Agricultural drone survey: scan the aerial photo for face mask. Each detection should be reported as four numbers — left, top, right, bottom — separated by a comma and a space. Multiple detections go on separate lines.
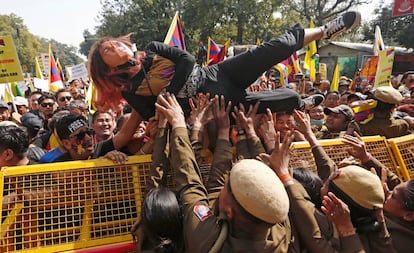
310, 119, 324, 127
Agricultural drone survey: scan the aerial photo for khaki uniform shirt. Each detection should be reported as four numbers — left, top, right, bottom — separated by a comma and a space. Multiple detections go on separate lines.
312, 144, 397, 253
359, 113, 410, 138
170, 127, 292, 253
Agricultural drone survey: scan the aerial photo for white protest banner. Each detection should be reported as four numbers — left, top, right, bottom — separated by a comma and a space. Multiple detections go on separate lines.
16, 80, 28, 93
40, 53, 49, 76
66, 63, 88, 82
33, 77, 49, 92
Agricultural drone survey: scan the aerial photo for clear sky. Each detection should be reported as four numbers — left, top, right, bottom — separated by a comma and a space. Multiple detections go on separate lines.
0, 0, 102, 48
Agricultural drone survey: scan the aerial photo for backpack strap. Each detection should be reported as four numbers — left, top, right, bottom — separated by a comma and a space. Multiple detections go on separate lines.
208, 216, 229, 253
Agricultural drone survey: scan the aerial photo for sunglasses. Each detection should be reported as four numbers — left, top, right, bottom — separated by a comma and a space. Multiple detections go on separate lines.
70, 128, 94, 141
41, 102, 55, 108
58, 96, 72, 102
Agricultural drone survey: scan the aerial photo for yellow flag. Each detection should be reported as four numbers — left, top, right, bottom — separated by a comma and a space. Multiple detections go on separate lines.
303, 20, 317, 80
256, 38, 261, 46
331, 63, 340, 91
374, 48, 394, 88
35, 57, 44, 79
86, 80, 97, 114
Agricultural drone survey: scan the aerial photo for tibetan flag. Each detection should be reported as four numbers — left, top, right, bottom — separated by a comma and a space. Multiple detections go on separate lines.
48, 43, 64, 92
274, 63, 288, 86
207, 37, 230, 66
285, 53, 302, 82
219, 39, 231, 63
373, 25, 385, 56
331, 63, 340, 91
56, 58, 66, 82
164, 12, 186, 50
303, 20, 317, 80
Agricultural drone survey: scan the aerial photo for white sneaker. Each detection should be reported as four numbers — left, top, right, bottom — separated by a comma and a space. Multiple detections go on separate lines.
322, 11, 361, 39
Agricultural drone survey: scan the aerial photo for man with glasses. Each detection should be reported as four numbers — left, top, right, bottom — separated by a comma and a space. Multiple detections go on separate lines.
38, 92, 56, 124
52, 111, 141, 162
55, 88, 73, 107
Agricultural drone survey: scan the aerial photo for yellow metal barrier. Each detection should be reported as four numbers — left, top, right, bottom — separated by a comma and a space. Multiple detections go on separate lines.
289, 135, 400, 179
387, 134, 414, 181
0, 155, 152, 252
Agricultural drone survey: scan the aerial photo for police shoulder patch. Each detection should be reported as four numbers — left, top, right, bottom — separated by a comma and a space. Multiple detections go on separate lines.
193, 204, 213, 222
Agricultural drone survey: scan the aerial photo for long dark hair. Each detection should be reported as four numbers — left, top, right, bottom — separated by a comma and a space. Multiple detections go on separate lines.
293, 167, 323, 208
141, 187, 182, 253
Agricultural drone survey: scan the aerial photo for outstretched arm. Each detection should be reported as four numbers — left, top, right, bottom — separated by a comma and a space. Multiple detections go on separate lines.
113, 109, 143, 150
207, 96, 233, 202
293, 110, 336, 181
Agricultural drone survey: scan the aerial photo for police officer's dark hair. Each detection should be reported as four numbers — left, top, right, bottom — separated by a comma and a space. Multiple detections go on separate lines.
0, 126, 29, 159
293, 167, 323, 208
140, 187, 182, 253
401, 179, 414, 212
374, 100, 395, 112
38, 91, 56, 104
328, 181, 380, 233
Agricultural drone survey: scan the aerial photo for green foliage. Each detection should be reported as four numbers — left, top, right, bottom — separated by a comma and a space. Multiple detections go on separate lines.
93, 0, 368, 56
0, 14, 42, 73
0, 14, 84, 76
361, 4, 414, 50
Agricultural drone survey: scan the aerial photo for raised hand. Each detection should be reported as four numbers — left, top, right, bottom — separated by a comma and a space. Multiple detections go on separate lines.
293, 109, 313, 137
342, 132, 371, 162
321, 192, 356, 237
155, 93, 186, 129
212, 95, 231, 137
188, 93, 213, 131
104, 150, 129, 165
258, 108, 276, 151
259, 130, 294, 177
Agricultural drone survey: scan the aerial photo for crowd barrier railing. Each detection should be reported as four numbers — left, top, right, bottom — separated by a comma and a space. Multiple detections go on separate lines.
387, 134, 414, 181
1, 155, 153, 253
288, 135, 406, 180
1, 134, 412, 252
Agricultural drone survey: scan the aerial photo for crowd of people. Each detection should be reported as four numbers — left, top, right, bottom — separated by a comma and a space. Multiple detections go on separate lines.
1, 10, 414, 253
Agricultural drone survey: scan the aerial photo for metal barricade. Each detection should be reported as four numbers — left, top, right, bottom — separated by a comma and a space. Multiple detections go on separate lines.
1, 156, 152, 252
387, 134, 414, 181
